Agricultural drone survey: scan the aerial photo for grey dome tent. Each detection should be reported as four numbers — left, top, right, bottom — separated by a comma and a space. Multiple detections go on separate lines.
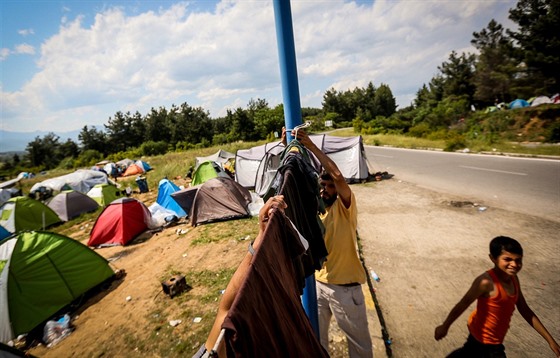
190, 177, 252, 226
46, 190, 100, 221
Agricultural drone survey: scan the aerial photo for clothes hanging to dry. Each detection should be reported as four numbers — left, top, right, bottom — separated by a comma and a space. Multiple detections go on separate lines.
276, 149, 328, 277
221, 208, 329, 358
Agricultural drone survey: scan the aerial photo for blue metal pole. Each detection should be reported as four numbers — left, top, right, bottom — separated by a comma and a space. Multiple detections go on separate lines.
273, 0, 301, 144
272, 0, 319, 337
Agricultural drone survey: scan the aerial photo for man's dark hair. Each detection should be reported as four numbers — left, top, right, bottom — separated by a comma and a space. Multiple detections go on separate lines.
320, 170, 333, 181
490, 236, 523, 258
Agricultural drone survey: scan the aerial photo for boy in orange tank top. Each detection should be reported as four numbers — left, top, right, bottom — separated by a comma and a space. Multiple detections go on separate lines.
434, 236, 560, 357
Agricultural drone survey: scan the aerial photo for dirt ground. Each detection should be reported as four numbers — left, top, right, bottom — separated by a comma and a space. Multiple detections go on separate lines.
23, 177, 559, 358
355, 180, 560, 358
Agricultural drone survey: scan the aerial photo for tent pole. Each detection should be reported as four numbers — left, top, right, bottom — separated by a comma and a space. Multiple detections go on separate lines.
273, 0, 319, 338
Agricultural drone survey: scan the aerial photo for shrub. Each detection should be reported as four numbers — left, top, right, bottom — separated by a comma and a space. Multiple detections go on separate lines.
75, 150, 103, 167
212, 133, 229, 145
139, 141, 168, 156
175, 141, 195, 151
353, 118, 365, 133
444, 132, 467, 152
58, 157, 75, 170
408, 123, 432, 138
545, 121, 560, 143
427, 129, 448, 141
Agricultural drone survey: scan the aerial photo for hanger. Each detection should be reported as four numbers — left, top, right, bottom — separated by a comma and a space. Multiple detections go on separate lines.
285, 121, 312, 141
208, 328, 226, 357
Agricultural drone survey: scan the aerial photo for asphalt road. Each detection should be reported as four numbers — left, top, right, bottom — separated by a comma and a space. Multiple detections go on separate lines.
364, 147, 560, 223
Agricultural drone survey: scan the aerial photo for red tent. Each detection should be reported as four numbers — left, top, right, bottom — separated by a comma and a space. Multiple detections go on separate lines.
88, 198, 153, 247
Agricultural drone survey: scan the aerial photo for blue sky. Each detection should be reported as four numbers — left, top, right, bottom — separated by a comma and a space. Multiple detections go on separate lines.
1, 0, 517, 133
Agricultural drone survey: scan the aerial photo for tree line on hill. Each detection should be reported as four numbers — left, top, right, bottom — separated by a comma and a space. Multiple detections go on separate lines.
1, 0, 558, 176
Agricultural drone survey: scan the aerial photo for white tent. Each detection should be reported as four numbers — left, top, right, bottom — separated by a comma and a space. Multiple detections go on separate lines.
530, 96, 553, 107
235, 134, 372, 190
235, 142, 285, 188
30, 169, 109, 194
195, 149, 236, 169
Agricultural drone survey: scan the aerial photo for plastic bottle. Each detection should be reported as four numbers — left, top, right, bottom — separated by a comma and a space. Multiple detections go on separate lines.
370, 270, 381, 282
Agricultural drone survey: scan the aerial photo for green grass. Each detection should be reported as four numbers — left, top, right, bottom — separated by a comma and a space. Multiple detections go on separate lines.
138, 267, 236, 357
191, 218, 259, 245
330, 127, 560, 156
469, 141, 560, 156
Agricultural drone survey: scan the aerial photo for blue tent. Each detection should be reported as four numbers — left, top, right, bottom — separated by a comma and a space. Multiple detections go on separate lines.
135, 160, 152, 172
0, 225, 10, 241
156, 179, 186, 217
509, 99, 529, 109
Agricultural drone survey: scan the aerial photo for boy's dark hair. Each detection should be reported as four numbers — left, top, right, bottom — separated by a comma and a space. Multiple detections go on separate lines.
320, 170, 333, 181
490, 236, 523, 258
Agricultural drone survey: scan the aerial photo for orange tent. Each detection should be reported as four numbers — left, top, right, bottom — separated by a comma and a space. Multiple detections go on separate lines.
122, 163, 145, 177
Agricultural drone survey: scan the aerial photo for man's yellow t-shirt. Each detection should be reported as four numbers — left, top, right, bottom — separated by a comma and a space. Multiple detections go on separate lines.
315, 192, 366, 285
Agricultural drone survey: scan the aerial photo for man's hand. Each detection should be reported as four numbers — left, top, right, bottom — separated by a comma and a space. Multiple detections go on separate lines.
292, 128, 316, 150
281, 127, 287, 146
255, 195, 287, 248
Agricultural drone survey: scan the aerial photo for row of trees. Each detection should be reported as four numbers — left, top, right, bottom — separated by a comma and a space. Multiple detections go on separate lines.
2, 0, 558, 174
357, 0, 559, 137
15, 79, 395, 171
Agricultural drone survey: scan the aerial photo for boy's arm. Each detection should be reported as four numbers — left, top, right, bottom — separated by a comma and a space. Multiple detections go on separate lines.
434, 274, 492, 340
515, 281, 560, 356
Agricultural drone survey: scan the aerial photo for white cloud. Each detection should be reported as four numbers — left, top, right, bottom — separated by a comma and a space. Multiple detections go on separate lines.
1, 0, 517, 132
18, 28, 35, 36
0, 48, 10, 61
15, 43, 35, 55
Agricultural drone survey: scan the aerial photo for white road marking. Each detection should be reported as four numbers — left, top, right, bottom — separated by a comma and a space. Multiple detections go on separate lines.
459, 165, 527, 176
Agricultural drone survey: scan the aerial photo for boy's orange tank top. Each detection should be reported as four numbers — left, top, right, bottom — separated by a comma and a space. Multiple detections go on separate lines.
467, 269, 519, 344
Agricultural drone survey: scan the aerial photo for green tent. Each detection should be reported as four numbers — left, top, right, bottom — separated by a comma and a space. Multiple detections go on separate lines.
0, 196, 61, 234
0, 231, 115, 343
86, 183, 123, 207
191, 161, 230, 186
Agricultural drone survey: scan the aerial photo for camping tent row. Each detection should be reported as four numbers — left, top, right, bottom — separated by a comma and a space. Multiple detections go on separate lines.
485, 95, 558, 113
0, 191, 169, 248
0, 184, 125, 235
87, 179, 247, 247
0, 230, 115, 343
234, 134, 372, 190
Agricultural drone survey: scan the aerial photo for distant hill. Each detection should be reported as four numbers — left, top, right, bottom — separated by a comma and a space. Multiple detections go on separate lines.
0, 129, 84, 153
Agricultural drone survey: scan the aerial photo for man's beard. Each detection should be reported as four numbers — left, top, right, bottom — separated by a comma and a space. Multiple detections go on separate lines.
322, 193, 337, 207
